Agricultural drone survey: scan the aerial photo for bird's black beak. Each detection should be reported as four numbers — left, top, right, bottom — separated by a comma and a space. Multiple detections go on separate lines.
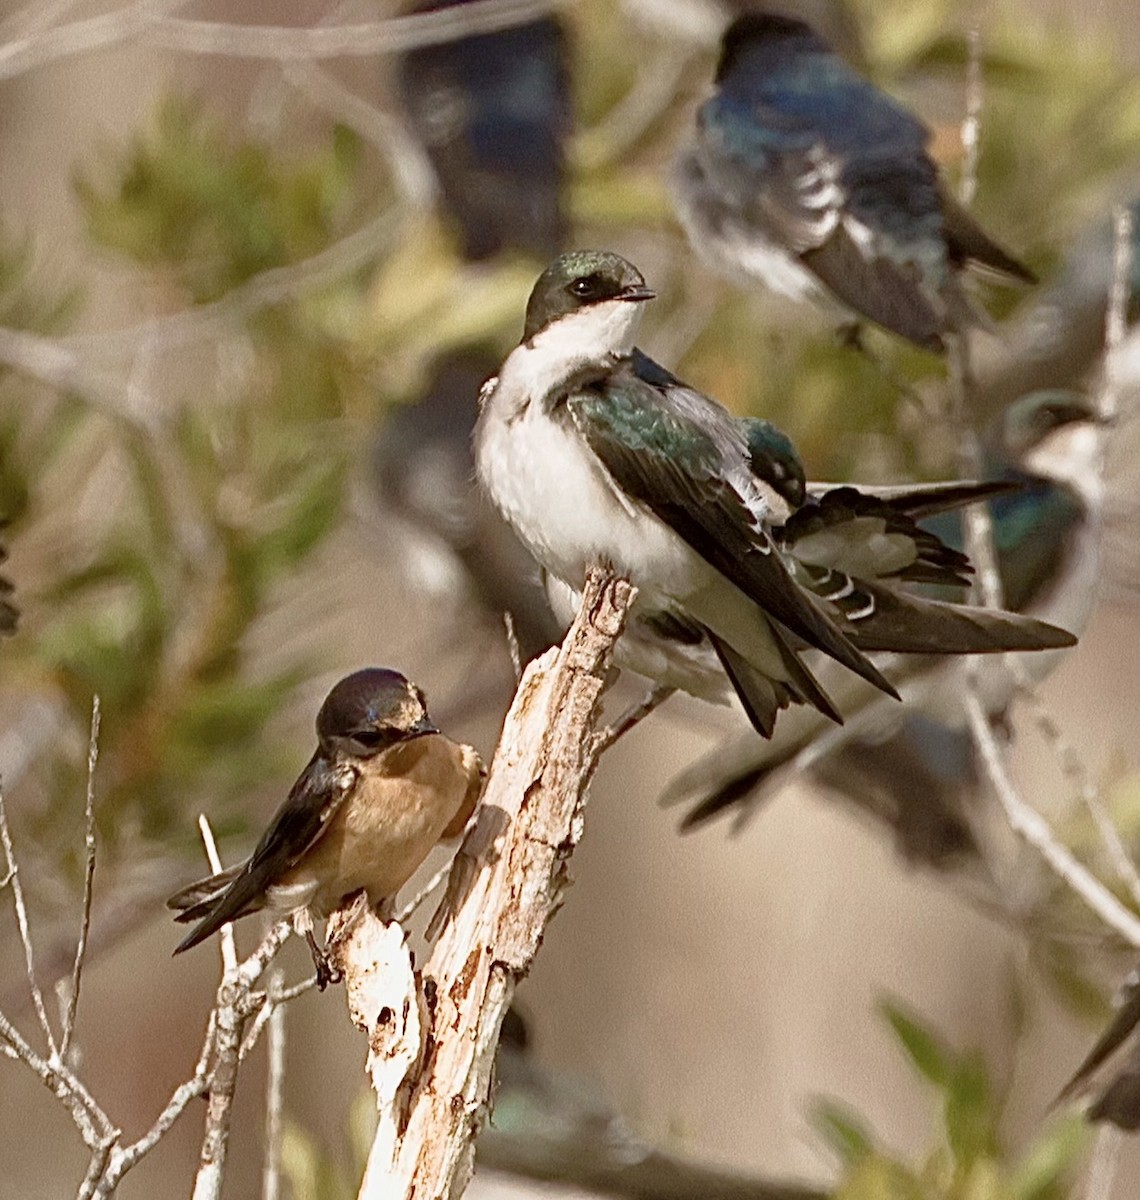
619, 284, 656, 303
408, 716, 439, 739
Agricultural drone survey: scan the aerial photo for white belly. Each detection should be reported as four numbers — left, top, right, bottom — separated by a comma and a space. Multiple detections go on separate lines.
475, 394, 706, 602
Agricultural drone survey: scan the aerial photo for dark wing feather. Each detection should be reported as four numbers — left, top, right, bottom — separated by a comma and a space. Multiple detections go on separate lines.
806, 480, 1020, 518
838, 584, 1077, 654
1055, 972, 1140, 1125
172, 753, 355, 954
940, 189, 1036, 283
566, 371, 898, 701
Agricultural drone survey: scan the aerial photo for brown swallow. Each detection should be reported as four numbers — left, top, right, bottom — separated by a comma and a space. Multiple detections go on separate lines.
168, 668, 484, 985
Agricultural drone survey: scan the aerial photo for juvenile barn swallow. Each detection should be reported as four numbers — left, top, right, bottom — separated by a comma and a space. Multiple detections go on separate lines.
396, 0, 570, 261
473, 250, 1075, 739
672, 13, 1036, 351
168, 668, 484, 983
664, 391, 1104, 853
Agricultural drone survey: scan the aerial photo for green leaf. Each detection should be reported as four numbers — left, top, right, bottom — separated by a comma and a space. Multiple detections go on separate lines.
1010, 1114, 1088, 1200
881, 999, 954, 1088
945, 1052, 999, 1170
811, 1098, 876, 1167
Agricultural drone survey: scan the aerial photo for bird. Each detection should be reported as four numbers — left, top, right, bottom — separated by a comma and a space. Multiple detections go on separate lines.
474, 249, 1076, 740
671, 12, 1036, 352
373, 348, 564, 665
1055, 968, 1140, 1131
395, 0, 570, 262
663, 390, 1104, 855
168, 667, 484, 985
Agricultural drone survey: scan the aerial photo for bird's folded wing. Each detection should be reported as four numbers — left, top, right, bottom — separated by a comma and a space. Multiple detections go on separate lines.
837, 583, 1077, 654
806, 479, 1019, 518
567, 376, 897, 698
779, 486, 978, 587
1055, 972, 1140, 1120
172, 756, 355, 952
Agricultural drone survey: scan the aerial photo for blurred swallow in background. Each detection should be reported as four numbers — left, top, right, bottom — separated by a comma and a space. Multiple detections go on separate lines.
396, 0, 570, 261
664, 391, 1104, 860
0, 534, 16, 635
475, 250, 1076, 739
168, 667, 484, 984
1056, 967, 1140, 1130
672, 12, 1035, 351
373, 349, 564, 665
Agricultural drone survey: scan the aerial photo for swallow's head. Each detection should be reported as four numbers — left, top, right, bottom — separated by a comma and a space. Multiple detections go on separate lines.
316, 668, 438, 759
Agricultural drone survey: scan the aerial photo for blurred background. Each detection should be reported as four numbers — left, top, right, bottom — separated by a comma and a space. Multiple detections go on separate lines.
2, 0, 1140, 1196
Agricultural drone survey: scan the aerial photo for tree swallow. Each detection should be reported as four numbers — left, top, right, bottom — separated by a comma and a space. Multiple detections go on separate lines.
474, 250, 1075, 739
396, 0, 570, 262
672, 12, 1036, 351
664, 391, 1103, 856
168, 667, 484, 984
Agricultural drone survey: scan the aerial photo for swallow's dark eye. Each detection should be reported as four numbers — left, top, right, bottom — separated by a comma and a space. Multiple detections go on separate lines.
351, 728, 386, 749
569, 274, 604, 299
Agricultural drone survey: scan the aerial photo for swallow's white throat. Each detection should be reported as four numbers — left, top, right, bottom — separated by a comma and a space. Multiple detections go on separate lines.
497, 298, 646, 416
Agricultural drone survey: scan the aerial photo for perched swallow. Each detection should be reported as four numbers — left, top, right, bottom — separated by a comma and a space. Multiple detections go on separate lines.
1056, 968, 1140, 1130
664, 391, 1103, 851
168, 668, 484, 983
0, 535, 16, 636
474, 250, 1075, 739
672, 12, 1036, 351
396, 0, 570, 262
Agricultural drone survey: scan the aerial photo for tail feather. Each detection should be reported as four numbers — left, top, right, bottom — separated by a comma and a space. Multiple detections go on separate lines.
841, 585, 1078, 654
168, 864, 265, 955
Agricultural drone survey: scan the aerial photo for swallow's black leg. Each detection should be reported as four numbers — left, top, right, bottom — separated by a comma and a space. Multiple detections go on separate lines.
305, 929, 342, 990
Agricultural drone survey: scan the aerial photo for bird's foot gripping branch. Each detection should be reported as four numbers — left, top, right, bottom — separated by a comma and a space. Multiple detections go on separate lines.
332, 566, 635, 1199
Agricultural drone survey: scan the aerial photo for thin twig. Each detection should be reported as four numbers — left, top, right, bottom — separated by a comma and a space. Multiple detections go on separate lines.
592, 684, 675, 755
503, 611, 522, 682
1012, 666, 1140, 910
395, 861, 452, 925
197, 816, 237, 974
0, 1005, 114, 1151
93, 1013, 218, 1197
964, 691, 1140, 948
1100, 205, 1135, 429
61, 696, 101, 1063
0, 785, 59, 1057
262, 972, 286, 1200
0, 0, 566, 81
959, 26, 982, 208
192, 920, 292, 1200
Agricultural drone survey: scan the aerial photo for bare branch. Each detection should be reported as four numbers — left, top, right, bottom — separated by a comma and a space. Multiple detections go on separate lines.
197, 816, 237, 974
0, 785, 59, 1057
0, 0, 566, 81
964, 691, 1140, 947
1100, 205, 1136, 428
262, 972, 286, 1200
959, 26, 982, 208
61, 695, 101, 1063
338, 566, 635, 1198
93, 1014, 217, 1197
191, 918, 292, 1200
0, 1005, 114, 1152
503, 611, 522, 682
592, 684, 674, 755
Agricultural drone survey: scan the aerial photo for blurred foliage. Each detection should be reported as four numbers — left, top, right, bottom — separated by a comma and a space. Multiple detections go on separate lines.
814, 1002, 1089, 1200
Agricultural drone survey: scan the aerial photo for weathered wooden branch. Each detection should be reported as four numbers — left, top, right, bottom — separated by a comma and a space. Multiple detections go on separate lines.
332, 566, 636, 1199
